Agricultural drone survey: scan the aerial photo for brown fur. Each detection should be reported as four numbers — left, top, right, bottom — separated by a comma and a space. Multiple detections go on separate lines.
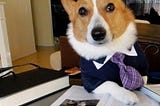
97, 0, 135, 38
61, 0, 135, 41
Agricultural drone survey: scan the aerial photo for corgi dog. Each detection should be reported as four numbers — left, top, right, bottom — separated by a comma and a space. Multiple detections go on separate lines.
61, 0, 148, 105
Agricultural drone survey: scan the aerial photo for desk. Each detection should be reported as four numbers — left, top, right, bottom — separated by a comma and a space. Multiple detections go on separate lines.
28, 85, 160, 106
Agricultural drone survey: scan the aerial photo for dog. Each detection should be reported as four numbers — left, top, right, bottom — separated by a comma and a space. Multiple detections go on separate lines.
61, 0, 148, 105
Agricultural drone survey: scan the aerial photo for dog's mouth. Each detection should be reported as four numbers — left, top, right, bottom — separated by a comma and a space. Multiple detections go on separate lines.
87, 27, 110, 45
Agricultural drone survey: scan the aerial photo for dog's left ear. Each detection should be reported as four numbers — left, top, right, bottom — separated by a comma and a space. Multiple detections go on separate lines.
61, 0, 76, 21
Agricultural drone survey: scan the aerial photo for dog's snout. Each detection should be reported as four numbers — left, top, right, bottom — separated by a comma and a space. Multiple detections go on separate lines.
91, 27, 106, 41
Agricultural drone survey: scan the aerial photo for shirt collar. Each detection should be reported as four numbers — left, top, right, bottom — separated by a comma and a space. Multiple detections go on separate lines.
121, 45, 137, 56
93, 45, 137, 70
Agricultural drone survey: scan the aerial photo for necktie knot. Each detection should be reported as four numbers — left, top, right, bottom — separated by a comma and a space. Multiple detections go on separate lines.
110, 53, 125, 64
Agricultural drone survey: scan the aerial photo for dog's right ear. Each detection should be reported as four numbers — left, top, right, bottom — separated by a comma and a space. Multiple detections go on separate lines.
61, 0, 76, 21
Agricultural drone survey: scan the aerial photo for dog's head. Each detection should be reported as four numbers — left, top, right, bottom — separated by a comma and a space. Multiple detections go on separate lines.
61, 0, 137, 60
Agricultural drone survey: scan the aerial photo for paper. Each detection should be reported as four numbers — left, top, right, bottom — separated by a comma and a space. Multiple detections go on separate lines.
51, 85, 159, 106
60, 99, 99, 106
141, 84, 160, 102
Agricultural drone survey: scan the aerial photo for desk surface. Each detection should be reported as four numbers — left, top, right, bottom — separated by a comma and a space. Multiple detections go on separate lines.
29, 85, 160, 106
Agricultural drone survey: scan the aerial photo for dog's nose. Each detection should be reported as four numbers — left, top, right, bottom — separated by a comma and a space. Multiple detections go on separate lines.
91, 27, 106, 41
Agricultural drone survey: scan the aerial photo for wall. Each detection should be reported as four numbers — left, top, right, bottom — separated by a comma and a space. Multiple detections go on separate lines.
31, 0, 54, 46
0, 0, 36, 60
0, 2, 12, 68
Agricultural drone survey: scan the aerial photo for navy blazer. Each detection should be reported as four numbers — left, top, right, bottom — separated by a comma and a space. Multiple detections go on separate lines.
80, 43, 149, 92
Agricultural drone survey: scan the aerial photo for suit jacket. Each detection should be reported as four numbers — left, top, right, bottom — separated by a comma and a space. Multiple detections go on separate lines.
80, 42, 149, 92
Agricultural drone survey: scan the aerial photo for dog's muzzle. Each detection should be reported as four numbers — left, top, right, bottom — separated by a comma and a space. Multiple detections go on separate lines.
91, 27, 106, 44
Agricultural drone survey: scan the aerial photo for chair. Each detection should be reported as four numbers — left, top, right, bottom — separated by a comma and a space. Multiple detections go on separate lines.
50, 36, 80, 70
135, 19, 150, 24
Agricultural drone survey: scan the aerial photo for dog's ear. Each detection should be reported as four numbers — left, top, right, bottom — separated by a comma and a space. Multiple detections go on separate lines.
61, 0, 76, 21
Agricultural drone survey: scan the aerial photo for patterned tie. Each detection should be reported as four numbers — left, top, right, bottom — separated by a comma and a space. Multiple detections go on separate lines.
110, 53, 144, 90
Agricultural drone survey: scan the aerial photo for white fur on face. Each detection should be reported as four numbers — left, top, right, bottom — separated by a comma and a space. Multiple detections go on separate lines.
67, 22, 137, 60
87, 0, 112, 45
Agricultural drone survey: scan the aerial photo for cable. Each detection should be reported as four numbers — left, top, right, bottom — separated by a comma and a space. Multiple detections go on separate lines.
0, 63, 41, 79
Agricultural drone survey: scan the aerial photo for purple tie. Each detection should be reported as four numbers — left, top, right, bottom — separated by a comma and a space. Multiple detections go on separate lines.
110, 53, 144, 90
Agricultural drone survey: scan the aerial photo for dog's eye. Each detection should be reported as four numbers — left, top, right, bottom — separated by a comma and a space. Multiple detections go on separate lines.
105, 3, 115, 12
78, 7, 88, 16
